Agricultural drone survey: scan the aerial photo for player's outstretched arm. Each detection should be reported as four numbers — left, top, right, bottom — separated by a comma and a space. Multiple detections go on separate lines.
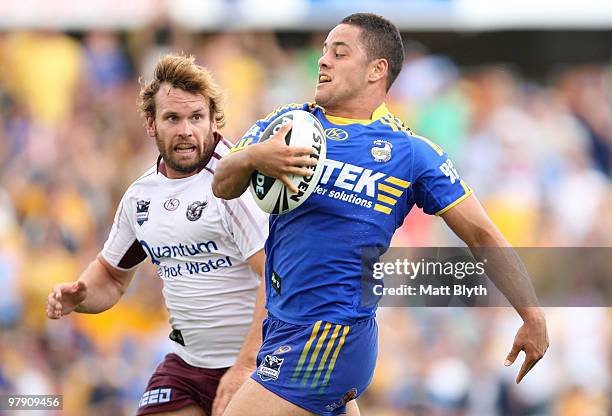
212, 249, 267, 416
212, 123, 316, 200
46, 255, 136, 319
441, 194, 549, 384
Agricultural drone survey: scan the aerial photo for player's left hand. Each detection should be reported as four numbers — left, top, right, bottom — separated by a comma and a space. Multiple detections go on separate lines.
211, 362, 255, 416
504, 310, 549, 384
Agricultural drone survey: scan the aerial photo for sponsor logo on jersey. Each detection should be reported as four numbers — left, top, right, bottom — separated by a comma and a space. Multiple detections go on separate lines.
371, 140, 392, 163
325, 388, 358, 412
136, 199, 150, 226
325, 127, 349, 141
140, 240, 219, 265
139, 387, 172, 408
186, 201, 207, 221
257, 355, 284, 381
274, 345, 292, 355
163, 198, 180, 211
318, 158, 410, 215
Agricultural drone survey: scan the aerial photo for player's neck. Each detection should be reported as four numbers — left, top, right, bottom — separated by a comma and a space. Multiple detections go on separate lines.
158, 159, 199, 179
325, 92, 385, 120
326, 104, 382, 120
166, 168, 198, 179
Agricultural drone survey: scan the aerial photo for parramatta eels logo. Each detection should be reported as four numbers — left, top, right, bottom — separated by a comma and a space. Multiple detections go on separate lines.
325, 128, 349, 141
371, 140, 392, 162
186, 201, 207, 221
136, 200, 150, 226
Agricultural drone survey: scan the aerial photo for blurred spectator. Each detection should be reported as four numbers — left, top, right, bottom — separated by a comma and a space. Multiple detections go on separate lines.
557, 66, 612, 177
84, 31, 132, 95
2, 32, 83, 127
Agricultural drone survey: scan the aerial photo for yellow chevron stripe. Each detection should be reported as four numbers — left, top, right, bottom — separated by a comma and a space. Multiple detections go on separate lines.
301, 322, 332, 385
374, 204, 392, 214
391, 116, 411, 133
319, 326, 350, 392
380, 117, 398, 132
392, 119, 403, 131
385, 176, 411, 188
378, 183, 403, 197
377, 194, 397, 206
291, 321, 322, 383
311, 324, 342, 388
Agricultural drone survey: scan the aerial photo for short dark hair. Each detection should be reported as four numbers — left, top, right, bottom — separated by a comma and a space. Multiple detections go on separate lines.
340, 13, 404, 91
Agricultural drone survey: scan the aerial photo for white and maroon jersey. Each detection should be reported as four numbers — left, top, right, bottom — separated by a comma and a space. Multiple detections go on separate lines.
100, 135, 268, 368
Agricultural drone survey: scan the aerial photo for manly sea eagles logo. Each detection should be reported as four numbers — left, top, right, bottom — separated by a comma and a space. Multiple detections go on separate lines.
186, 201, 207, 221
257, 354, 284, 381
136, 200, 150, 226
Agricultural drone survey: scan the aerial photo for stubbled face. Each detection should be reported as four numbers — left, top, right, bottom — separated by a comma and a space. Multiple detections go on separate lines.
315, 24, 370, 112
146, 85, 217, 178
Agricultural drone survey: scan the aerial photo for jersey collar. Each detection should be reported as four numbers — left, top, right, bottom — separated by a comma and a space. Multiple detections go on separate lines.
319, 103, 390, 125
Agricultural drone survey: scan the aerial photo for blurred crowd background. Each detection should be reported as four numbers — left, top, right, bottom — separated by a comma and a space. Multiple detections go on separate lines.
0, 4, 611, 416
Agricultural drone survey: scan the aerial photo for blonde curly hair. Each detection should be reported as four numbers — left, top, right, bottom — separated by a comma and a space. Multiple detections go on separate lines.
139, 54, 225, 128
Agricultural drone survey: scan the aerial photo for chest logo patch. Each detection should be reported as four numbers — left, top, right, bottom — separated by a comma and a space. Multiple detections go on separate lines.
164, 198, 180, 211
325, 127, 349, 141
371, 140, 393, 163
136, 200, 150, 226
186, 200, 207, 221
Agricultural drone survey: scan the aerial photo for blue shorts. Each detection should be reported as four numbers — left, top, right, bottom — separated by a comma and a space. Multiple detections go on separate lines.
251, 315, 378, 415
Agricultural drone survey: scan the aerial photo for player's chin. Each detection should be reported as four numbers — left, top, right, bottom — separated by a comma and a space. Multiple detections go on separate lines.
169, 154, 202, 172
314, 90, 332, 108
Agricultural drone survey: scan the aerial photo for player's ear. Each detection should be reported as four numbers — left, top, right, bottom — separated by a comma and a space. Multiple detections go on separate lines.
208, 101, 219, 132
368, 58, 388, 84
145, 115, 156, 138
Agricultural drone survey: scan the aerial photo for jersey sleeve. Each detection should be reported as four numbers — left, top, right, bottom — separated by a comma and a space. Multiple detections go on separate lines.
411, 135, 473, 216
220, 191, 269, 261
231, 103, 311, 153
100, 194, 147, 270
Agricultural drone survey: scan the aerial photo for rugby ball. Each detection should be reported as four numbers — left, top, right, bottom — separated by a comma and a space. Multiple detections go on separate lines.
249, 110, 327, 214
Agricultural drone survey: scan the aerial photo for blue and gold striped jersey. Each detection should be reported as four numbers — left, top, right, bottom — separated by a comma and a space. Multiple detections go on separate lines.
236, 102, 472, 325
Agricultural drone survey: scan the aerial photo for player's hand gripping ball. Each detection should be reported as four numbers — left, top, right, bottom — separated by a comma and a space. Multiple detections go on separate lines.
249, 110, 327, 214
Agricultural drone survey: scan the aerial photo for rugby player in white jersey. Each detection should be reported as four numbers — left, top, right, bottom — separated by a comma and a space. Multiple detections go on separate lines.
46, 54, 268, 416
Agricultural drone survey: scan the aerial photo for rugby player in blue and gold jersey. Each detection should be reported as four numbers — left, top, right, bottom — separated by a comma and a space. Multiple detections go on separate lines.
213, 13, 549, 416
